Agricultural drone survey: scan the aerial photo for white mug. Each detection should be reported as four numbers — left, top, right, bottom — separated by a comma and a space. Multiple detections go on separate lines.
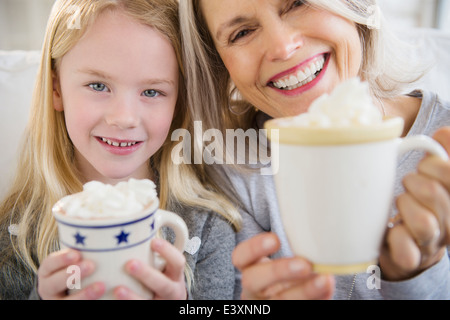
265, 117, 448, 274
53, 198, 189, 299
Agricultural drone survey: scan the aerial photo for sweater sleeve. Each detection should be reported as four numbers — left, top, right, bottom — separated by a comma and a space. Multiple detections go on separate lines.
188, 213, 236, 300
0, 222, 35, 300
379, 247, 450, 300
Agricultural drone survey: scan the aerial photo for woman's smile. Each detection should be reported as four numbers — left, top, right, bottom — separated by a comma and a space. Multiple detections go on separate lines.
268, 52, 330, 95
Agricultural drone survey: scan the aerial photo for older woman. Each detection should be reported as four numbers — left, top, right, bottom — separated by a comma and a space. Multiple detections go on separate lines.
179, 0, 450, 299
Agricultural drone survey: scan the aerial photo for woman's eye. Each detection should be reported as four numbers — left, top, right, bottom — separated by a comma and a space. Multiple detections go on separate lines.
88, 83, 108, 92
143, 89, 160, 98
292, 0, 305, 8
284, 0, 305, 14
231, 29, 252, 43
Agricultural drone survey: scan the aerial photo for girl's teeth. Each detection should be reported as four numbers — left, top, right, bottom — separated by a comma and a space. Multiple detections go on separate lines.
101, 138, 136, 147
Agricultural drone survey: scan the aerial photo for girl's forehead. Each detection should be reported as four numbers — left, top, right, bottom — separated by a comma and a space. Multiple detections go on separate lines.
59, 9, 179, 86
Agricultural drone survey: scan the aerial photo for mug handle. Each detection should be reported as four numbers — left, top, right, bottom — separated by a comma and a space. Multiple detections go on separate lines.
398, 135, 449, 161
152, 209, 189, 270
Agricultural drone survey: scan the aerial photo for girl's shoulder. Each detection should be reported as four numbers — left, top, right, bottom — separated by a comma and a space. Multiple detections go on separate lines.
0, 221, 34, 300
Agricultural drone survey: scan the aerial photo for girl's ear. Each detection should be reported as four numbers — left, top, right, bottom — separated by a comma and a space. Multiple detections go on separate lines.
52, 71, 64, 111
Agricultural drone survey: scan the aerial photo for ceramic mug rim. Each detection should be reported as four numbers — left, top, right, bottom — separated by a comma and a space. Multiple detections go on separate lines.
264, 116, 404, 146
52, 197, 159, 228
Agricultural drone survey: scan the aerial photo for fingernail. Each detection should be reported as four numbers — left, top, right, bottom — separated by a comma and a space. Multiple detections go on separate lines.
314, 275, 327, 289
433, 229, 441, 241
87, 283, 104, 299
115, 287, 129, 299
262, 236, 277, 250
289, 260, 305, 273
66, 251, 79, 263
79, 260, 94, 274
126, 260, 141, 274
152, 238, 164, 250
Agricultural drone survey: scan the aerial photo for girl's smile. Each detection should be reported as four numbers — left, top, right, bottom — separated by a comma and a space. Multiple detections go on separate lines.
96, 137, 143, 156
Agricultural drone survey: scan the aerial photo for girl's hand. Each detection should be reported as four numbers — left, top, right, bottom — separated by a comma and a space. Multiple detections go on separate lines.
113, 238, 187, 300
37, 248, 105, 300
380, 127, 450, 280
232, 232, 335, 300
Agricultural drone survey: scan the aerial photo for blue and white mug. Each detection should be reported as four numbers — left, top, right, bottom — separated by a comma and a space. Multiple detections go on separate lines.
53, 197, 188, 300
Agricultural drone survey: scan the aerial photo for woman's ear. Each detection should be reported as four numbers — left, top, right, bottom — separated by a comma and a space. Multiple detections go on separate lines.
52, 71, 64, 112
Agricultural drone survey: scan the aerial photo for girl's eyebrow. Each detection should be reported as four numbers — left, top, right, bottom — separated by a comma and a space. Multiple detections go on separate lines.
141, 79, 176, 87
77, 68, 113, 81
77, 68, 176, 86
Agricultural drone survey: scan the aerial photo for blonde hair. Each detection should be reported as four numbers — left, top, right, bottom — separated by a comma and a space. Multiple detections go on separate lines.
179, 0, 425, 133
0, 0, 241, 288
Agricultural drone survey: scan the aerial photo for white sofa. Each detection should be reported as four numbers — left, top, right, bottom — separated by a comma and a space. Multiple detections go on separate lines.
1, 28, 450, 199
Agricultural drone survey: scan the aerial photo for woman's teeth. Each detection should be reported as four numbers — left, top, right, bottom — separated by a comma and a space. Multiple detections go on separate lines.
272, 56, 325, 90
101, 137, 137, 147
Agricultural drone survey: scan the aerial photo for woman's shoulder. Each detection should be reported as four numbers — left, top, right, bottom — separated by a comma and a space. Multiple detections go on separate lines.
407, 89, 450, 136
409, 89, 450, 106
174, 205, 235, 238
164, 204, 236, 252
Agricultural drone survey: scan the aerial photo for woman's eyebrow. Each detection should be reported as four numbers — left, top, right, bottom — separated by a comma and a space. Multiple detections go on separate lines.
216, 16, 250, 40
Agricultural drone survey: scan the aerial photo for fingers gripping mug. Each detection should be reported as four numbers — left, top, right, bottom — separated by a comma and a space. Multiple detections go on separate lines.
52, 179, 189, 299
265, 117, 448, 274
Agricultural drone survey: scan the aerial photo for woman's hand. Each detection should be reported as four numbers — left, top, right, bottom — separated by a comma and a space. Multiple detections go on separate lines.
113, 238, 187, 300
380, 127, 450, 280
37, 248, 105, 300
232, 232, 335, 300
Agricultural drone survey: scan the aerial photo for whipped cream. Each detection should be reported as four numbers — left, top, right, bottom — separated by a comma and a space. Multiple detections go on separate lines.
54, 179, 158, 219
277, 78, 383, 128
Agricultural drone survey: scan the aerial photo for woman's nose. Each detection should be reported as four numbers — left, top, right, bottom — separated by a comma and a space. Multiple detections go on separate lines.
263, 19, 304, 62
105, 94, 140, 129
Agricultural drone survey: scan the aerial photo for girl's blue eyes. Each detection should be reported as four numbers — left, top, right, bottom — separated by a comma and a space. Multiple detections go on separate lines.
89, 83, 107, 92
143, 89, 159, 98
88, 83, 160, 97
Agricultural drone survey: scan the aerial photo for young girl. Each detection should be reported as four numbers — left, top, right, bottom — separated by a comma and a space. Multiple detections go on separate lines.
0, 0, 241, 300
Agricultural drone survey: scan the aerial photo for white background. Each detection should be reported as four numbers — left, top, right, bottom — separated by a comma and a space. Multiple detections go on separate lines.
0, 0, 449, 51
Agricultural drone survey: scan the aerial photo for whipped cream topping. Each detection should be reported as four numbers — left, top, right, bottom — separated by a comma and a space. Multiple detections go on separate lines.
54, 179, 158, 219
277, 78, 383, 127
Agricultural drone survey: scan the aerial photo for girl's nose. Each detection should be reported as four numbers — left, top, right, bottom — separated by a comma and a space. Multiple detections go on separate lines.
105, 94, 140, 129
264, 19, 304, 62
